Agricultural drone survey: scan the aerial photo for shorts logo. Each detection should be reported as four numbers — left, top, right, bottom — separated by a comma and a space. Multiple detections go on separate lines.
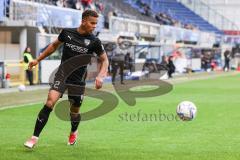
84, 39, 90, 46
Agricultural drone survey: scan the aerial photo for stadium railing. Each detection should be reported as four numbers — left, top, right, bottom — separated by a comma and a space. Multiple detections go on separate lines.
109, 16, 217, 48
3, 0, 104, 31
179, 0, 239, 31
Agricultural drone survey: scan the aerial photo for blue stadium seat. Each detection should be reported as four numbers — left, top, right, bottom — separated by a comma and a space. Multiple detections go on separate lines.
125, 0, 223, 34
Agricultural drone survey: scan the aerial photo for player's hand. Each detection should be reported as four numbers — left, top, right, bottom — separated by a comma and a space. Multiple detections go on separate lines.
28, 60, 39, 70
95, 76, 103, 89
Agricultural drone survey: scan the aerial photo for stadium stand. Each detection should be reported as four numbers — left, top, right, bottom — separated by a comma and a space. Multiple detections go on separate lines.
199, 0, 240, 34
1, 0, 240, 87
125, 0, 223, 34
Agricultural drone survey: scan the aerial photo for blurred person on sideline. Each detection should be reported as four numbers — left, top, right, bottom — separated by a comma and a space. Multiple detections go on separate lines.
223, 49, 231, 71
23, 47, 34, 85
111, 53, 125, 85
167, 56, 175, 78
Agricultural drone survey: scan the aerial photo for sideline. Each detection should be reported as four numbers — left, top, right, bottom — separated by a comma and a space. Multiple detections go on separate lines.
0, 102, 42, 111
0, 71, 238, 111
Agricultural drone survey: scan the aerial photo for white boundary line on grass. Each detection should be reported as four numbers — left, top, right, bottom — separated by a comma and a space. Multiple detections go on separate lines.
0, 97, 69, 111
0, 72, 238, 111
0, 102, 42, 111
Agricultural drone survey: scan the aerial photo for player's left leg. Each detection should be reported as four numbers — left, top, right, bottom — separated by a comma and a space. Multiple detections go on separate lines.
24, 89, 62, 149
67, 95, 83, 145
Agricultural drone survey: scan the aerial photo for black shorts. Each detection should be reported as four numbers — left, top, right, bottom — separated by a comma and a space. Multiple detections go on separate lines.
50, 78, 86, 107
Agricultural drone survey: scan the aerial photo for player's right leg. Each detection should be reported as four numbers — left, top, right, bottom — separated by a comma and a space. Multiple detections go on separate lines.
24, 89, 62, 149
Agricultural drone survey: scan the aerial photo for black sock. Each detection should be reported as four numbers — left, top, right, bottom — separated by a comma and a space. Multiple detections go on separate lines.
33, 105, 52, 137
70, 113, 81, 133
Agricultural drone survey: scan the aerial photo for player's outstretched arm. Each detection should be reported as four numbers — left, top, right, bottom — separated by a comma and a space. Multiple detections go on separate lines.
28, 39, 63, 70
95, 52, 109, 89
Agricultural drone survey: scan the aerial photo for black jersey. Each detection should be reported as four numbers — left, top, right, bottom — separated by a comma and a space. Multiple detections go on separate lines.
57, 28, 104, 84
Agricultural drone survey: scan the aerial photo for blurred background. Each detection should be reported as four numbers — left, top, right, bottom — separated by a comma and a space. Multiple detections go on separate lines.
1, 0, 240, 87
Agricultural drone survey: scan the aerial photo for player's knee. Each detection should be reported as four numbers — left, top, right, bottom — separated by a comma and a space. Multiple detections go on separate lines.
70, 100, 82, 108
68, 96, 83, 108
70, 106, 80, 114
46, 99, 56, 108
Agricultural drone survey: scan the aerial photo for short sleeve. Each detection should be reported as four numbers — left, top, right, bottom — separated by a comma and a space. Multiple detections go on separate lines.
93, 38, 105, 56
58, 29, 66, 42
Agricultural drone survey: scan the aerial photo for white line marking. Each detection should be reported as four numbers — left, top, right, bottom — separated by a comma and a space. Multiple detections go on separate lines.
0, 102, 42, 111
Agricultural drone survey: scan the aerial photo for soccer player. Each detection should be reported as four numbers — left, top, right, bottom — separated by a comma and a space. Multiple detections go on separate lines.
24, 10, 109, 149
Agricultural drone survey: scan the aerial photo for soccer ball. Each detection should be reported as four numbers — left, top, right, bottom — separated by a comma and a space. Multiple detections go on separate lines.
18, 84, 26, 92
176, 101, 197, 121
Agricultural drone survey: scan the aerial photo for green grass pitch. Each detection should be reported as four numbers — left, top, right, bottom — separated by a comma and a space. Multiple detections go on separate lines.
0, 74, 240, 160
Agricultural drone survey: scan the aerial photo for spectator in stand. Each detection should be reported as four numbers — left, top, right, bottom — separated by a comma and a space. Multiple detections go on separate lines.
81, 0, 92, 10
26, 0, 105, 18
153, 10, 198, 31
49, 0, 58, 5
4, 0, 10, 17
155, 13, 163, 24
184, 23, 195, 30
64, 0, 77, 9
56, 0, 64, 7
95, 0, 104, 13
135, 0, 144, 7
104, 10, 117, 29
142, 4, 151, 16
76, 0, 83, 10
173, 20, 182, 28
155, 12, 174, 25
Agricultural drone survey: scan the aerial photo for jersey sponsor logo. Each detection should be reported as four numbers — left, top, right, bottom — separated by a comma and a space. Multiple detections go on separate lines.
66, 42, 88, 54
84, 39, 90, 46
